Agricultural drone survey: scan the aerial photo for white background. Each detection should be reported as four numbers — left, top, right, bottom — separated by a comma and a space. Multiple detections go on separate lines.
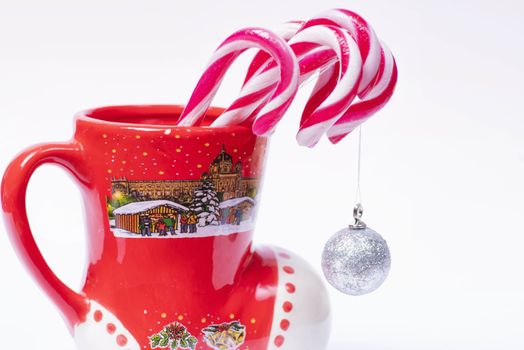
1, 0, 523, 349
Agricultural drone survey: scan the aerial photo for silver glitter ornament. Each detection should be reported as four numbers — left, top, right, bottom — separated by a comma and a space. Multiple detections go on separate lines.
321, 205, 391, 296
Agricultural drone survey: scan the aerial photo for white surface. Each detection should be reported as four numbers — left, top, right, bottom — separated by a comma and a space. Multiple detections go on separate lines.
0, 1, 523, 349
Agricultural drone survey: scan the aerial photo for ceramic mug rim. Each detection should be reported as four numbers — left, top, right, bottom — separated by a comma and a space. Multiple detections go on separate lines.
75, 105, 257, 135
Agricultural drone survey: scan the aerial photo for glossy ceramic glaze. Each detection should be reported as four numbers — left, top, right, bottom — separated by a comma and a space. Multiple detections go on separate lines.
1, 105, 330, 350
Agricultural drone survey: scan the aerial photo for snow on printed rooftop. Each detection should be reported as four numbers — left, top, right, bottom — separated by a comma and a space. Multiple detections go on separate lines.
112, 219, 255, 239
219, 196, 255, 209
113, 200, 189, 215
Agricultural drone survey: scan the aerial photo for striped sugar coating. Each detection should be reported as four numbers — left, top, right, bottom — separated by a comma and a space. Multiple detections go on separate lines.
327, 42, 398, 144
229, 45, 337, 129
210, 22, 304, 129
298, 9, 397, 144
243, 21, 303, 85
183, 9, 397, 146
229, 47, 337, 130
232, 8, 394, 146
292, 26, 362, 147
220, 22, 338, 130
177, 27, 299, 135
303, 8, 382, 96
237, 26, 336, 128
212, 25, 362, 147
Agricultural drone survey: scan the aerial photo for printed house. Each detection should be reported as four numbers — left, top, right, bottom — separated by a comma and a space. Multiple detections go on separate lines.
113, 200, 189, 234
219, 197, 256, 225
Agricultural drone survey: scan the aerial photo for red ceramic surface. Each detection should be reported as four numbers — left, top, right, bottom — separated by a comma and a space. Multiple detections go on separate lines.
1, 105, 330, 350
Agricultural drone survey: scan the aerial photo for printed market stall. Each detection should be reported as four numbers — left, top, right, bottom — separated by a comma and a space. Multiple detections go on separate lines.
113, 200, 188, 234
219, 197, 256, 225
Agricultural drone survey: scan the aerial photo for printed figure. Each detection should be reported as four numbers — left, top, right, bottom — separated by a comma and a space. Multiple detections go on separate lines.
162, 213, 177, 236
180, 212, 188, 233
188, 211, 198, 233
172, 213, 179, 231
227, 209, 236, 225
157, 218, 167, 236
234, 208, 243, 225
244, 207, 252, 221
220, 207, 230, 225
139, 215, 152, 237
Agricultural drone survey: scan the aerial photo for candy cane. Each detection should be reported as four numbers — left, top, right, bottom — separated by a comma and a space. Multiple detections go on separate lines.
244, 21, 303, 84
226, 22, 335, 129
184, 10, 397, 146
212, 25, 362, 147
327, 42, 398, 143
299, 9, 397, 143
177, 27, 299, 134
210, 24, 336, 130
292, 26, 362, 147
216, 22, 304, 128
232, 9, 388, 146
233, 45, 337, 129
244, 9, 381, 97
302, 8, 382, 96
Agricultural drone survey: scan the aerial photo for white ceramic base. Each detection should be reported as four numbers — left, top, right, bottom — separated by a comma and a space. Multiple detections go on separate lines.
74, 300, 140, 350
267, 246, 331, 350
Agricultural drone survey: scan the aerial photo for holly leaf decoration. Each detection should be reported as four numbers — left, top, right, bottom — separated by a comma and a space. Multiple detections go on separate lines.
188, 336, 198, 344
150, 334, 162, 348
188, 336, 198, 350
149, 322, 198, 349
160, 335, 169, 347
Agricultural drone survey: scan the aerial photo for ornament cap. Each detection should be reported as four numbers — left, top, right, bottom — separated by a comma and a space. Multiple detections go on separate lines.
349, 203, 366, 230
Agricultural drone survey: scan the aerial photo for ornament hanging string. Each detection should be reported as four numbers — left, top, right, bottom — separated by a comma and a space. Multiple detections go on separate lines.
356, 125, 362, 205
352, 126, 366, 229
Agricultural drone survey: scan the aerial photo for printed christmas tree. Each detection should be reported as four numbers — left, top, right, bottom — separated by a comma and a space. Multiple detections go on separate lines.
189, 179, 220, 226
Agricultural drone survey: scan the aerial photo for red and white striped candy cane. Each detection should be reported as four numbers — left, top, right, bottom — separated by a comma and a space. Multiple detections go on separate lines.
228, 9, 387, 146
210, 22, 336, 130
215, 22, 304, 128
302, 8, 382, 96
244, 9, 381, 99
230, 44, 336, 129
215, 21, 338, 130
244, 21, 303, 85
327, 42, 398, 143
213, 25, 362, 147
300, 9, 397, 143
294, 9, 380, 143
177, 27, 299, 134
291, 25, 362, 147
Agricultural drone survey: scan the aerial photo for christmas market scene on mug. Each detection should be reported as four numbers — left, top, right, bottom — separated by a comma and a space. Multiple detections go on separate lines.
107, 145, 259, 238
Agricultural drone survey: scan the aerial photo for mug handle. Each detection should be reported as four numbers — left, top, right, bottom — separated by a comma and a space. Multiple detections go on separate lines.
1, 142, 90, 333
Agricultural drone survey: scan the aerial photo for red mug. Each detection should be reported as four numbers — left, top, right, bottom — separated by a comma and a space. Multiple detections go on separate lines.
1, 105, 330, 350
